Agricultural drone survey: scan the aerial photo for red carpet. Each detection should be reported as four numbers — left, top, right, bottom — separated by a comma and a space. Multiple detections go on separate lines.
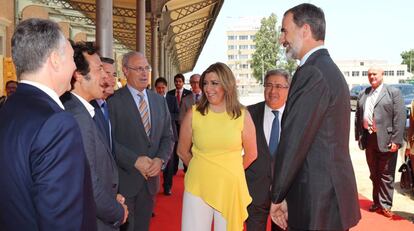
150, 171, 414, 231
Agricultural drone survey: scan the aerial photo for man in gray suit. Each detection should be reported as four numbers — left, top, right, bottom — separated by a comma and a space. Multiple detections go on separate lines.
270, 3, 361, 230
246, 69, 290, 231
108, 52, 173, 231
355, 67, 405, 218
61, 42, 128, 231
178, 74, 201, 123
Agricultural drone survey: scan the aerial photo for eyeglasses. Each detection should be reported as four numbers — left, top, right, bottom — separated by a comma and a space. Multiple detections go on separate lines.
264, 83, 289, 89
127, 65, 152, 73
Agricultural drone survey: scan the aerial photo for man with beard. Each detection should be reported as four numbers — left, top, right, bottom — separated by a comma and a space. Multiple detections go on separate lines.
269, 3, 361, 231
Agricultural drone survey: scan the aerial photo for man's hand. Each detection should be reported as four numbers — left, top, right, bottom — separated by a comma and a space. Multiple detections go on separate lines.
270, 201, 288, 230
134, 156, 153, 179
120, 203, 128, 224
116, 194, 125, 204
146, 158, 163, 177
389, 142, 399, 152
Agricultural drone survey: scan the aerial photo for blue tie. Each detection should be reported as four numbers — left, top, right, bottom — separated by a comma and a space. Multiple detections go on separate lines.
101, 101, 109, 122
269, 110, 279, 157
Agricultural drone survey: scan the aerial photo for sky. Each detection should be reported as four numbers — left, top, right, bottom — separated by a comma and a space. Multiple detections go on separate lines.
187, 0, 414, 76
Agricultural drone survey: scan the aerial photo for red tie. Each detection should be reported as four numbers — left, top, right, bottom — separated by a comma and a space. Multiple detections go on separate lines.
176, 90, 181, 105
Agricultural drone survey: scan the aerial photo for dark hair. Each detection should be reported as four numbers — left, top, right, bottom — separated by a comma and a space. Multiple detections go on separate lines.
11, 18, 66, 79
155, 77, 168, 86
100, 57, 114, 64
264, 69, 291, 85
174, 73, 185, 82
285, 3, 326, 41
71, 41, 99, 76
197, 62, 243, 119
5, 80, 18, 88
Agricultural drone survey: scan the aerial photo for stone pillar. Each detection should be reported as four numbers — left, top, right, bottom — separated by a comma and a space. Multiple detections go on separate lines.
150, 15, 158, 84
96, 0, 113, 58
136, 0, 145, 54
159, 34, 165, 78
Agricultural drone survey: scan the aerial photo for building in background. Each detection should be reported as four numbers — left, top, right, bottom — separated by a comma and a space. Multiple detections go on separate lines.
226, 17, 261, 95
337, 59, 412, 88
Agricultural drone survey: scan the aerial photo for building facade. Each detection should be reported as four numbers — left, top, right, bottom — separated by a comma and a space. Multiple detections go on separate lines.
337, 59, 412, 88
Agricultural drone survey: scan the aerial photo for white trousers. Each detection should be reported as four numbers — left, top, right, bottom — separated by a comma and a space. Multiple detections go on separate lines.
181, 191, 227, 231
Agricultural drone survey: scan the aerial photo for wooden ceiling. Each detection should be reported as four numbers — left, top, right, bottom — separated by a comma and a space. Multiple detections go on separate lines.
33, 0, 224, 73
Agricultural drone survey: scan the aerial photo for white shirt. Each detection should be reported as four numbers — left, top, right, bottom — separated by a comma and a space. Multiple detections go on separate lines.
20, 80, 65, 110
71, 92, 95, 118
263, 103, 285, 146
299, 45, 325, 66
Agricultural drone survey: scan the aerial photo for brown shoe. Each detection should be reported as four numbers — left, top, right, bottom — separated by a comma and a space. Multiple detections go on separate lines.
368, 204, 381, 212
381, 208, 394, 218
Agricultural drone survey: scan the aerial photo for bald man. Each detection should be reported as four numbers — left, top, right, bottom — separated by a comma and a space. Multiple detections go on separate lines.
355, 67, 405, 218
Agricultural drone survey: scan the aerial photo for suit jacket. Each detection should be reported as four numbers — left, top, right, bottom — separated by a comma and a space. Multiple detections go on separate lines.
246, 102, 273, 207
165, 94, 179, 141
355, 85, 405, 152
61, 92, 123, 231
91, 100, 112, 151
167, 88, 192, 107
179, 93, 196, 123
271, 49, 361, 230
108, 87, 174, 197
0, 84, 96, 231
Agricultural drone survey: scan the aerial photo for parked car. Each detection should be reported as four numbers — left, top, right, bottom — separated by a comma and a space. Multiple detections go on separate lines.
350, 84, 369, 111
390, 84, 414, 119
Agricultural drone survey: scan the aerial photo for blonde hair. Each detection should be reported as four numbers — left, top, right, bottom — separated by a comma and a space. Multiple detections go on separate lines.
196, 62, 243, 119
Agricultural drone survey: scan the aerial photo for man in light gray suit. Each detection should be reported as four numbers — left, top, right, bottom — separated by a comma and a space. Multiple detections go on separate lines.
108, 52, 173, 231
61, 42, 128, 230
355, 67, 405, 218
270, 4, 361, 230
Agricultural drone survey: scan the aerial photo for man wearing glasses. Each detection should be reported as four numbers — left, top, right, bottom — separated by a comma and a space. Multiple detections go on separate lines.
245, 69, 290, 231
108, 52, 173, 231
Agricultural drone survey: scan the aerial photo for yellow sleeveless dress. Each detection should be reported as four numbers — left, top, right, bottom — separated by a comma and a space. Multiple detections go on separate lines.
184, 106, 252, 231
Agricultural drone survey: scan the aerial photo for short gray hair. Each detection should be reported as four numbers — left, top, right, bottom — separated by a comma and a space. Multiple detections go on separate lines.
264, 69, 291, 85
12, 18, 66, 79
122, 51, 145, 67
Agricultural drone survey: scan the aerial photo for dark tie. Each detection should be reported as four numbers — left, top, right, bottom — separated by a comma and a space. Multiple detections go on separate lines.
101, 101, 109, 122
269, 110, 279, 157
176, 91, 181, 105
195, 93, 200, 103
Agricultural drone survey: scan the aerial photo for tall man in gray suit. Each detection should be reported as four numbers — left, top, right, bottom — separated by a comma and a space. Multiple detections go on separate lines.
246, 69, 290, 231
270, 4, 361, 230
355, 67, 405, 218
61, 42, 128, 231
108, 52, 173, 231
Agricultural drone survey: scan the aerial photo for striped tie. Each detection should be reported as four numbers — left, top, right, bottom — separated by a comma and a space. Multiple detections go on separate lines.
366, 90, 377, 133
137, 92, 151, 136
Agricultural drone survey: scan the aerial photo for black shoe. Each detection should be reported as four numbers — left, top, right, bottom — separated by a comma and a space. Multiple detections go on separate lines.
163, 189, 172, 196
368, 204, 381, 212
152, 212, 155, 217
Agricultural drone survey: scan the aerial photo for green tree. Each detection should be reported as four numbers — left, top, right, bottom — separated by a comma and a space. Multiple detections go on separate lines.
251, 13, 297, 83
401, 49, 414, 73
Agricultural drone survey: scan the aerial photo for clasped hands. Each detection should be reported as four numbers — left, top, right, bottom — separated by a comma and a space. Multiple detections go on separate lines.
270, 200, 288, 230
134, 156, 163, 180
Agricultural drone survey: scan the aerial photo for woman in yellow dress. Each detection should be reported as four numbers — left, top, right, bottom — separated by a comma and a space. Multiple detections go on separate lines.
178, 62, 257, 231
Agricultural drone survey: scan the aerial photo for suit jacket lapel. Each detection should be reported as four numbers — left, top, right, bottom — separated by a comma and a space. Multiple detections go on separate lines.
374, 85, 387, 107
256, 102, 271, 155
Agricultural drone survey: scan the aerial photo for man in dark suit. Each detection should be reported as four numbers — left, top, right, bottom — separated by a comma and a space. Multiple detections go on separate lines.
167, 73, 192, 174
155, 77, 180, 195
270, 4, 361, 230
108, 52, 174, 231
246, 69, 290, 231
0, 80, 18, 108
0, 18, 96, 231
355, 67, 405, 218
91, 57, 116, 152
178, 74, 201, 123
61, 42, 128, 231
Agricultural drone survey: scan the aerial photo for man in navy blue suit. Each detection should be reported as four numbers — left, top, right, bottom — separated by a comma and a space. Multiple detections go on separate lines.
0, 18, 96, 231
